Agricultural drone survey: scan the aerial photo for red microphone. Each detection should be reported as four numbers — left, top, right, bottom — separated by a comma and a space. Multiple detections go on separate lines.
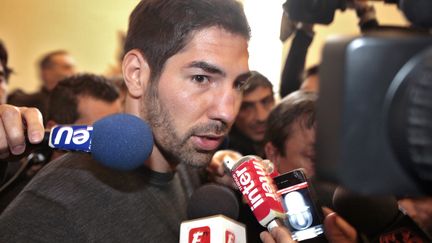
224, 155, 285, 230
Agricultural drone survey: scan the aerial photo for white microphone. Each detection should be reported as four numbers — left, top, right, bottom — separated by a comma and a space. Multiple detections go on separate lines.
180, 184, 247, 243
180, 215, 246, 243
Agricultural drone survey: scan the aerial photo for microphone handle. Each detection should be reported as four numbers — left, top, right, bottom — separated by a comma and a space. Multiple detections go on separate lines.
0, 131, 50, 163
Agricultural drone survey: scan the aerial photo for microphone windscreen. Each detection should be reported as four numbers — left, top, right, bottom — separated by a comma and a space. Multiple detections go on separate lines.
91, 114, 153, 171
332, 186, 400, 236
187, 183, 239, 221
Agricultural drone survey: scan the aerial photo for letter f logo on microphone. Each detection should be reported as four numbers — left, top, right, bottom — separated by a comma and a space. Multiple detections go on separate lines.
189, 226, 210, 243
226, 231, 235, 243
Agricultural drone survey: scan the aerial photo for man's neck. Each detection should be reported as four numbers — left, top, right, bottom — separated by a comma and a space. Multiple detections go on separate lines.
145, 146, 176, 173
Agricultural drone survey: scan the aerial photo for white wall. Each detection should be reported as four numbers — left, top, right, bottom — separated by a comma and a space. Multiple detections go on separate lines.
0, 0, 138, 92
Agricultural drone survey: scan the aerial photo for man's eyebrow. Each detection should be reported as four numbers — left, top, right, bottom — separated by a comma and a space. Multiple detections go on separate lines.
186, 61, 226, 76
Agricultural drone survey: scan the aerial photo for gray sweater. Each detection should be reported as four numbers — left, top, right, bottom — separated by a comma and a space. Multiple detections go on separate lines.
0, 152, 192, 242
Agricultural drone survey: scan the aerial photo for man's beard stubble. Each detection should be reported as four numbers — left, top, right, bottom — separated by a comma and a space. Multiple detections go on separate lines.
143, 86, 229, 168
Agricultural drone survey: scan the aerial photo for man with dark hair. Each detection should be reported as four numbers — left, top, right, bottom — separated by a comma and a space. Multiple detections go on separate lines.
228, 70, 275, 158
264, 90, 336, 209
0, 73, 122, 213
46, 73, 121, 126
0, 0, 251, 241
38, 50, 76, 92
7, 50, 76, 120
215, 70, 276, 243
264, 90, 317, 177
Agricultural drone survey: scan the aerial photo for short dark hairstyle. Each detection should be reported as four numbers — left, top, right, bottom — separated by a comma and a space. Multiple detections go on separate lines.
264, 91, 317, 156
0, 40, 12, 81
124, 0, 251, 81
39, 50, 69, 70
47, 73, 120, 124
242, 70, 273, 96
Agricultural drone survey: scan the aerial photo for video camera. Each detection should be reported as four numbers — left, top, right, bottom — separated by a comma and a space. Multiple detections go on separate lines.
283, 0, 432, 196
284, 0, 432, 28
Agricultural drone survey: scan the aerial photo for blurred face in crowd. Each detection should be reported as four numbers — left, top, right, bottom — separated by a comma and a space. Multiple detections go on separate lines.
42, 53, 77, 91
234, 86, 275, 142
125, 27, 250, 171
0, 64, 7, 104
266, 116, 316, 177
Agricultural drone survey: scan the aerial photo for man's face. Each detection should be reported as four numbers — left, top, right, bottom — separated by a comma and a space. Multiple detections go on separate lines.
0, 64, 8, 104
234, 86, 275, 142
143, 27, 249, 168
278, 119, 316, 177
42, 54, 76, 91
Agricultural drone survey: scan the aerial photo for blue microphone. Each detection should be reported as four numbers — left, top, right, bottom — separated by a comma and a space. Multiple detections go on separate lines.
49, 113, 153, 171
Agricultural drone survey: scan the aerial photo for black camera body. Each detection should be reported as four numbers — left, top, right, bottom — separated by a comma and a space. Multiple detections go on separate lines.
316, 28, 432, 196
284, 0, 432, 28
283, 0, 344, 25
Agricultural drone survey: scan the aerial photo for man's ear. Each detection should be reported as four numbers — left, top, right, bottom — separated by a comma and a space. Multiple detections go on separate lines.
122, 49, 150, 98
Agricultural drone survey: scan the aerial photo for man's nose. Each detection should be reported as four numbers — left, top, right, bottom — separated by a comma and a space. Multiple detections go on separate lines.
255, 103, 269, 122
209, 88, 240, 126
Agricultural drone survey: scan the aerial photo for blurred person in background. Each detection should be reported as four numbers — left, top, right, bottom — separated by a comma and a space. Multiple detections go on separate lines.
7, 50, 77, 122
227, 71, 275, 158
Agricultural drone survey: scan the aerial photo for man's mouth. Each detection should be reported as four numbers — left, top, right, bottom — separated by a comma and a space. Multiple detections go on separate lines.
192, 134, 224, 151
252, 124, 266, 133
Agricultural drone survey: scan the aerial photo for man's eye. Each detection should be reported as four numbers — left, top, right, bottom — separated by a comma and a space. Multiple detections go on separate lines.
192, 75, 209, 84
240, 103, 254, 112
262, 96, 275, 107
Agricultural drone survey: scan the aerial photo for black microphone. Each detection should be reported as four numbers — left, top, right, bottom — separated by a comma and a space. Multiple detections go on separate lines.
181, 183, 246, 242
333, 186, 431, 242
19, 114, 154, 171
187, 183, 239, 220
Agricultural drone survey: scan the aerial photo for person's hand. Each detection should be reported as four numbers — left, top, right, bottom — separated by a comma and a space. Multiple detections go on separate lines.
0, 104, 44, 159
206, 150, 241, 189
260, 226, 297, 243
399, 197, 432, 237
323, 207, 359, 243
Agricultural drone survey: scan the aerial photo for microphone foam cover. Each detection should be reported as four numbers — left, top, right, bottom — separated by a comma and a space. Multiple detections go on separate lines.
187, 183, 239, 221
92, 114, 153, 171
332, 186, 400, 236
